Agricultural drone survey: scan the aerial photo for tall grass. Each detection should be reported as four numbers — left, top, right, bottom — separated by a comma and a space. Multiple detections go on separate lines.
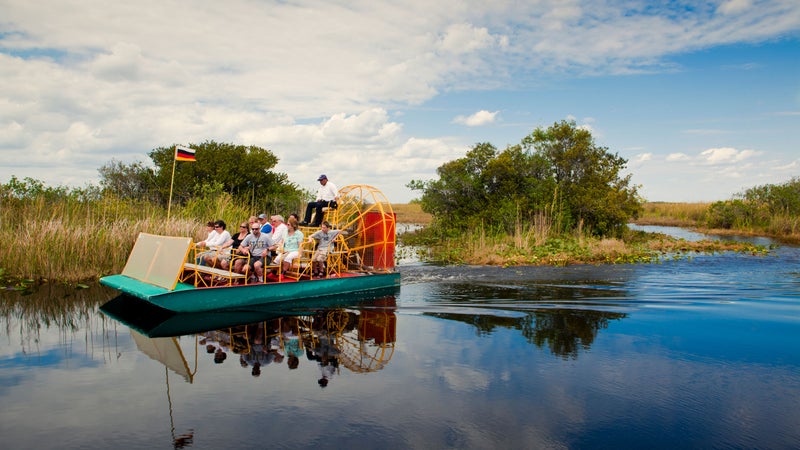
637, 200, 800, 242
402, 205, 767, 266
391, 203, 432, 224
1, 191, 273, 282
635, 202, 710, 226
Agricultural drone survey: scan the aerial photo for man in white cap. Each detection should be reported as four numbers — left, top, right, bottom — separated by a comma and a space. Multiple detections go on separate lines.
301, 174, 339, 226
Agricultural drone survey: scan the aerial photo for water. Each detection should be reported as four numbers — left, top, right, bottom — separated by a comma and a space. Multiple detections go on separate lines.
1, 227, 799, 449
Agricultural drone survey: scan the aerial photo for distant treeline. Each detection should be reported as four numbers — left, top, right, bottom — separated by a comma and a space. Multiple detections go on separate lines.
705, 177, 800, 237
638, 177, 800, 241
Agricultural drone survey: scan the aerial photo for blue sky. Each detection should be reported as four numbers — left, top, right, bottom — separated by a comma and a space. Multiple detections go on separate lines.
1, 0, 798, 203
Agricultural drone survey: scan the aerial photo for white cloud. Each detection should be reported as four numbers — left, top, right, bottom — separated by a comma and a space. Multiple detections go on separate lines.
89, 42, 145, 82
1, 0, 799, 202
666, 153, 691, 162
699, 147, 760, 164
439, 23, 503, 54
718, 0, 754, 15
452, 110, 499, 126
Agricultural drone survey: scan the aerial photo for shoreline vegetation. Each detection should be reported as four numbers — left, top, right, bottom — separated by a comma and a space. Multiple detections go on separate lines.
4, 125, 796, 287
396, 202, 776, 266
0, 197, 785, 288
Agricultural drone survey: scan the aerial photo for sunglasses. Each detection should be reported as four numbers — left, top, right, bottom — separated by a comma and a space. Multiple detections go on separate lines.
240, 225, 247, 228
251, 228, 260, 231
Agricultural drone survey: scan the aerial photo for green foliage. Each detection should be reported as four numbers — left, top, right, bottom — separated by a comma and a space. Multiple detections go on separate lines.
409, 120, 642, 238
705, 177, 800, 230
706, 199, 751, 229
0, 175, 288, 282
98, 160, 159, 202
2, 175, 102, 203
408, 143, 497, 228
740, 177, 800, 216
98, 141, 307, 213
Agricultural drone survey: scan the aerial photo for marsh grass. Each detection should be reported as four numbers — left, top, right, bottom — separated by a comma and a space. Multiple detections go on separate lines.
1, 193, 254, 282
391, 203, 432, 224
404, 216, 767, 266
635, 202, 710, 226
635, 201, 800, 243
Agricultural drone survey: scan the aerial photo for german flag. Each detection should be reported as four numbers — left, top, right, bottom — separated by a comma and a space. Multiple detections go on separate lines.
175, 145, 196, 162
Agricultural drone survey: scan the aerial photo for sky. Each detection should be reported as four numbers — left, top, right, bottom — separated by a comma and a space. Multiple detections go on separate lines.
1, 0, 799, 203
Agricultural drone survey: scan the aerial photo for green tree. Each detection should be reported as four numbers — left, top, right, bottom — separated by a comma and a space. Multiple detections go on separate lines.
408, 143, 497, 228
98, 159, 158, 202
705, 177, 800, 230
98, 141, 306, 213
522, 120, 641, 236
409, 120, 642, 237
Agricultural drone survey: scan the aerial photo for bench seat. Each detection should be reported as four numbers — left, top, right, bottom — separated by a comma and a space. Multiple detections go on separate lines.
182, 262, 247, 287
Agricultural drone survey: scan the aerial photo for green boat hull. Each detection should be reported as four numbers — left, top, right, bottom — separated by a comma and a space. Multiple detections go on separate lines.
100, 272, 401, 313
100, 289, 399, 337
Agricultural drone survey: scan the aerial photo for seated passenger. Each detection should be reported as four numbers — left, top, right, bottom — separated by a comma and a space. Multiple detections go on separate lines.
257, 213, 272, 234
194, 221, 215, 263
198, 220, 231, 266
264, 215, 288, 277
307, 221, 344, 277
218, 221, 250, 271
270, 215, 288, 249
274, 218, 303, 275
235, 223, 273, 282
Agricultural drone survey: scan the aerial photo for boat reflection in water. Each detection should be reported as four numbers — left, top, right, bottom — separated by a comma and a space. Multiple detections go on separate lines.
197, 299, 396, 383
101, 291, 399, 383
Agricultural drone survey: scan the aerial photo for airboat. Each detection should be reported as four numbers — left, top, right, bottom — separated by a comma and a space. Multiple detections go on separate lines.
99, 185, 401, 313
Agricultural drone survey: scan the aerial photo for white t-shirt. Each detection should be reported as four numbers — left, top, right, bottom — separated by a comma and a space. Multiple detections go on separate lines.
271, 223, 288, 246
316, 182, 338, 202
206, 230, 231, 248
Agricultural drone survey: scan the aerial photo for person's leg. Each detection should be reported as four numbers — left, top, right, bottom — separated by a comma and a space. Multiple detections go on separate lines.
303, 202, 316, 224
311, 201, 326, 226
254, 258, 264, 282
204, 253, 216, 267
244, 257, 258, 280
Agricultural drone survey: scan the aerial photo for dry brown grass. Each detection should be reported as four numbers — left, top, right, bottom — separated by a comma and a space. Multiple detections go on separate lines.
634, 202, 710, 226
392, 203, 432, 224
0, 195, 242, 282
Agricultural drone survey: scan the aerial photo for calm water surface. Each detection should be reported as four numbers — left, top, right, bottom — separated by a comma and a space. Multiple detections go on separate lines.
1, 226, 799, 449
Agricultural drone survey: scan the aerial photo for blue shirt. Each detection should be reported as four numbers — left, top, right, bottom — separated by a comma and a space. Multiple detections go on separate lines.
260, 223, 272, 234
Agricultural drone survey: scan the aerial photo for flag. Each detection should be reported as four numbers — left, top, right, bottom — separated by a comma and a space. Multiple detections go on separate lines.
175, 145, 196, 162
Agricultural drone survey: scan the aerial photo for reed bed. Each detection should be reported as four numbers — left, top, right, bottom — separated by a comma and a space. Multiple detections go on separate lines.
1, 193, 259, 282
636, 202, 800, 243
391, 203, 432, 224
635, 202, 710, 226
409, 219, 766, 266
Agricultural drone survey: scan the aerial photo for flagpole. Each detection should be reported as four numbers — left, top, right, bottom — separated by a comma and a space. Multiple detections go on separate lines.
168, 146, 177, 221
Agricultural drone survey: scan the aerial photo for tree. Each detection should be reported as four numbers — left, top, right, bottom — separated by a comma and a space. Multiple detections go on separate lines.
408, 143, 497, 228
98, 159, 158, 201
99, 141, 305, 212
409, 120, 642, 237
148, 141, 284, 201
523, 120, 641, 236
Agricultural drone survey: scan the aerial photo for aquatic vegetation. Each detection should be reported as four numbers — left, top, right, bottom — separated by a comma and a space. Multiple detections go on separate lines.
399, 223, 768, 267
